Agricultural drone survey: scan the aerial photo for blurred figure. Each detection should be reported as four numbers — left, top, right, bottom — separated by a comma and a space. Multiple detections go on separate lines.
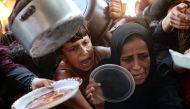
0, 21, 53, 108
153, 0, 190, 107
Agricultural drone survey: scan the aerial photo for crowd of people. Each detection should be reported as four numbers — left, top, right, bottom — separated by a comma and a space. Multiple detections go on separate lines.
1, 0, 190, 109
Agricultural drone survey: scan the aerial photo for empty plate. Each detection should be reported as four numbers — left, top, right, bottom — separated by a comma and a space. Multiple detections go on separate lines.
90, 64, 135, 103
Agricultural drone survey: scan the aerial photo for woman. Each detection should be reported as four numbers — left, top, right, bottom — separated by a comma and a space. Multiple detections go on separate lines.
86, 22, 184, 109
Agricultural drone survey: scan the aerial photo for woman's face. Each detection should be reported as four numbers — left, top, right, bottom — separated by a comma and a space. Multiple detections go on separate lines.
120, 37, 150, 85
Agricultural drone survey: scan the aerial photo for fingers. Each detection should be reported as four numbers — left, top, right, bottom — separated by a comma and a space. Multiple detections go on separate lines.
184, 48, 190, 54
86, 87, 95, 104
86, 82, 100, 95
31, 78, 54, 90
109, 0, 122, 19
86, 80, 101, 104
167, 3, 190, 29
43, 79, 54, 89
172, 5, 190, 20
109, 3, 122, 12
86, 86, 95, 97
176, 3, 188, 11
170, 21, 190, 29
87, 81, 101, 90
170, 11, 190, 29
11, 104, 16, 109
86, 88, 99, 104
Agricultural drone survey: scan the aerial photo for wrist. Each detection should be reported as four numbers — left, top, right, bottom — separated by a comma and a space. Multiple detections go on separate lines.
29, 77, 36, 90
162, 17, 174, 32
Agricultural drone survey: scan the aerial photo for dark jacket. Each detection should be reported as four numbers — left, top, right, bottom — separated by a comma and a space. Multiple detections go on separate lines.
0, 43, 35, 91
104, 60, 184, 109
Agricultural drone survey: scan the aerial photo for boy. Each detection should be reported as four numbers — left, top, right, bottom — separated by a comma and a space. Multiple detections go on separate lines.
54, 23, 110, 109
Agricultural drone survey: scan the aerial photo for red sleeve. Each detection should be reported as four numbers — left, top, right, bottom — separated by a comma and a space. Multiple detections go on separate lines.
0, 43, 20, 76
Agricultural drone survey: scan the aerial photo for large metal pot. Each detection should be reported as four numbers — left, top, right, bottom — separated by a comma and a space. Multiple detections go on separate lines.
73, 0, 112, 45
11, 0, 84, 58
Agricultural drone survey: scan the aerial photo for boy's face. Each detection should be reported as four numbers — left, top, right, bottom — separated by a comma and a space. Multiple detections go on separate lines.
61, 35, 94, 72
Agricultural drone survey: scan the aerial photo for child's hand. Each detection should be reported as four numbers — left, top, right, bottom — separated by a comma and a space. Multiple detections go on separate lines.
85, 79, 105, 105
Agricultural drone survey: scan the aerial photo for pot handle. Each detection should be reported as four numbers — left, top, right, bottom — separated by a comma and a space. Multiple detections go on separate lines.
20, 5, 36, 21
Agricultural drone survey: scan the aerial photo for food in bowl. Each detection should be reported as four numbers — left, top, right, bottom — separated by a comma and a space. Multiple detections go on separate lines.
25, 88, 73, 109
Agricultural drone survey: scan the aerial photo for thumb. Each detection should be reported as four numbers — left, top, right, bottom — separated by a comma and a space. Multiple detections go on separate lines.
44, 80, 54, 89
176, 3, 188, 11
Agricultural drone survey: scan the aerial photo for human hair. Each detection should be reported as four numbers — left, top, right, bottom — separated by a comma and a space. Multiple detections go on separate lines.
111, 22, 155, 66
66, 23, 89, 43
56, 23, 89, 55
125, 16, 151, 30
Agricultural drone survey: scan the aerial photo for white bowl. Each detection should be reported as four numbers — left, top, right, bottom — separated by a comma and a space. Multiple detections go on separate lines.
13, 79, 79, 109
169, 49, 190, 69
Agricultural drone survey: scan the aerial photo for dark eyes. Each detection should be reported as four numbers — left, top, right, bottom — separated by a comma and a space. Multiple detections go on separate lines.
138, 53, 149, 60
69, 47, 77, 52
68, 39, 90, 52
82, 40, 89, 45
121, 56, 133, 63
120, 53, 149, 63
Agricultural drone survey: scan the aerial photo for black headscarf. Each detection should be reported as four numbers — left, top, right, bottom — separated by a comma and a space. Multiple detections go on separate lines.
110, 22, 157, 86
111, 22, 154, 65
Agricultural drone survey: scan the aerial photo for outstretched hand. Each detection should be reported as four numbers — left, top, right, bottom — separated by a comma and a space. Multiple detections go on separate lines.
31, 77, 54, 90
11, 77, 54, 109
162, 2, 190, 31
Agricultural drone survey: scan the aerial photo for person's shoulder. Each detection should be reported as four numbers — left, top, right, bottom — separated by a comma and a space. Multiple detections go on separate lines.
54, 61, 74, 80
156, 57, 173, 72
155, 57, 178, 82
56, 60, 71, 70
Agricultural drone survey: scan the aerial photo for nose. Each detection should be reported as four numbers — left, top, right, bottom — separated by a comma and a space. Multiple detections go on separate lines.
132, 58, 141, 70
80, 45, 88, 55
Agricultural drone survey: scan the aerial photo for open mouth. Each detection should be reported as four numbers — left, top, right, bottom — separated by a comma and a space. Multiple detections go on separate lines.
80, 57, 93, 69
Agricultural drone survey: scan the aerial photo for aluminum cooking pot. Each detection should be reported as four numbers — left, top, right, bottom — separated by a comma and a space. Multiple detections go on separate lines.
11, 0, 84, 58
73, 0, 112, 45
